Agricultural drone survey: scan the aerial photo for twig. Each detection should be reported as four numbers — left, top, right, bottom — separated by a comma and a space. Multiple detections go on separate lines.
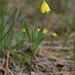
50, 71, 75, 75
0, 65, 6, 71
4, 51, 10, 75
40, 46, 73, 50
8, 68, 14, 75
9, 58, 23, 73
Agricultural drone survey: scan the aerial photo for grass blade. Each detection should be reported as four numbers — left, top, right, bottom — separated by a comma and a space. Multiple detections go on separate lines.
63, 17, 75, 47
36, 26, 44, 40
0, 8, 20, 41
33, 36, 45, 55
24, 22, 30, 41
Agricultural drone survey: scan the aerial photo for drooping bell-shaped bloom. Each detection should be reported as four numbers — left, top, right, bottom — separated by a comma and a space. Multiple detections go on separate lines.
22, 29, 26, 32
38, 28, 48, 34
52, 33, 58, 37
41, 0, 51, 13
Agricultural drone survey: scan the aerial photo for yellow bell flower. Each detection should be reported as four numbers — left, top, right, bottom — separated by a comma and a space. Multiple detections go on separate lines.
52, 33, 58, 37
38, 28, 48, 34
22, 29, 26, 32
43, 28, 48, 34
38, 29, 40, 32
41, 0, 51, 13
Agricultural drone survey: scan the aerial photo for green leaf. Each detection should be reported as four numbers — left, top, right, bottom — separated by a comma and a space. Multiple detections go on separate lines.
3, 9, 17, 30
32, 27, 45, 54
33, 36, 45, 55
0, 8, 20, 43
36, 26, 44, 40
33, 18, 35, 26
0, 9, 17, 39
24, 22, 30, 41
4, 29, 13, 47
32, 29, 35, 42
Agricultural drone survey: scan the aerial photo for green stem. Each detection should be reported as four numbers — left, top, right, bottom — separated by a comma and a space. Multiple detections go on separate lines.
61, 17, 65, 38
29, 0, 40, 75
35, 0, 40, 34
29, 55, 33, 75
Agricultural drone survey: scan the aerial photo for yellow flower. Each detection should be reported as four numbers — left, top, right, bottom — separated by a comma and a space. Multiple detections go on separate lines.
38, 29, 40, 32
43, 28, 48, 34
41, 0, 51, 13
52, 33, 58, 37
22, 29, 26, 32
38, 28, 48, 34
